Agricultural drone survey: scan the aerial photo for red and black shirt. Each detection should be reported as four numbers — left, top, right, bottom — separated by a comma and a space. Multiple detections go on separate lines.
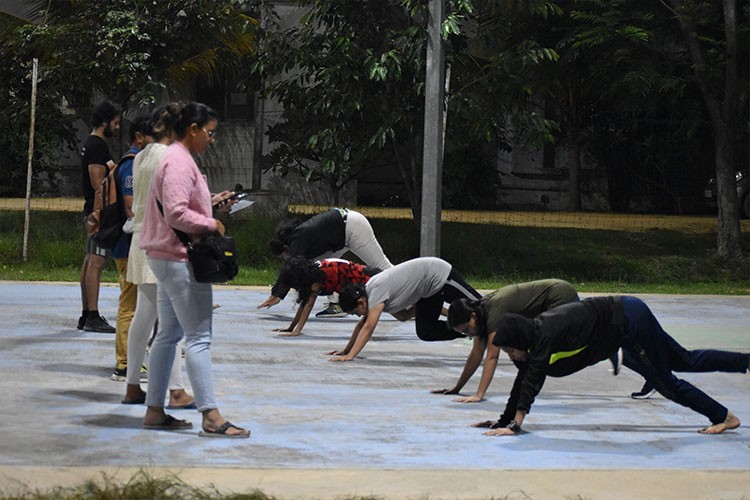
318, 258, 374, 295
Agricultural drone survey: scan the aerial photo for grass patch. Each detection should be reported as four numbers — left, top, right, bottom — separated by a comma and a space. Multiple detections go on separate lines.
0, 469, 393, 500
1, 210, 749, 294
0, 470, 275, 500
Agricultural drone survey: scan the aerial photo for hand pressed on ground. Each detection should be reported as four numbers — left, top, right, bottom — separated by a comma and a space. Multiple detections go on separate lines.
453, 395, 483, 403
430, 388, 460, 395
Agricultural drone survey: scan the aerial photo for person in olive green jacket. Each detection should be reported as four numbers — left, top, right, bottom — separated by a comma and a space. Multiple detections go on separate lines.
432, 279, 579, 404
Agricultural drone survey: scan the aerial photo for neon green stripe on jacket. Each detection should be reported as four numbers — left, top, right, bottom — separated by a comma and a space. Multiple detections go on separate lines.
549, 345, 587, 365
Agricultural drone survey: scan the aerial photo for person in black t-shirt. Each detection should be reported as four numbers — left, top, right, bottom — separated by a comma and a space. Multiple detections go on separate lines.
258, 208, 392, 316
77, 101, 121, 333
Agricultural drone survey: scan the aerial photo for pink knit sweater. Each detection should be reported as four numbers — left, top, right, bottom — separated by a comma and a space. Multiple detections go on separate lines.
139, 141, 217, 262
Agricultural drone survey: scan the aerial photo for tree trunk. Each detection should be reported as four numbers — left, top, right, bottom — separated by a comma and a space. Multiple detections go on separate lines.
666, 0, 743, 259
392, 135, 423, 230
568, 144, 581, 210
713, 128, 742, 259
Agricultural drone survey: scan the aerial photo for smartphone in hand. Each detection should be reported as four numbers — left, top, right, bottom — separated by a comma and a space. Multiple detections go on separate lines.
213, 189, 254, 214
226, 190, 252, 202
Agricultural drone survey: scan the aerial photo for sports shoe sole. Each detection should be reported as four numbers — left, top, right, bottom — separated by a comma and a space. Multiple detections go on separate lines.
83, 325, 116, 333
315, 312, 349, 318
631, 388, 657, 399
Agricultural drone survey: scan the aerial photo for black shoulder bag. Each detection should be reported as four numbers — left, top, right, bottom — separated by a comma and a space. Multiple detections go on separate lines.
156, 200, 239, 283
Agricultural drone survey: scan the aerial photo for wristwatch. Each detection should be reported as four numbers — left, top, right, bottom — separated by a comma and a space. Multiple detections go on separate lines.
506, 420, 522, 433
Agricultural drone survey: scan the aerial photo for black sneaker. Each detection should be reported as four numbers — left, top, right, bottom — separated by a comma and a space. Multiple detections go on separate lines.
77, 315, 86, 330
630, 382, 657, 399
315, 303, 348, 318
83, 314, 116, 333
110, 365, 148, 382
110, 367, 127, 381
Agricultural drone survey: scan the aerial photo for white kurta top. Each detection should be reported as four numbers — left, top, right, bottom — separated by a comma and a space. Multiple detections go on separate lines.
126, 142, 168, 284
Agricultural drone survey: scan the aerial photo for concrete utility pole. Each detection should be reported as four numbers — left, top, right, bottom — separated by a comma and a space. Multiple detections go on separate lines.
419, 0, 445, 257
252, 0, 267, 191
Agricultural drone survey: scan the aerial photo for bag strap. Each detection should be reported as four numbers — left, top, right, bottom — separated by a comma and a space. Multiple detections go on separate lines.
155, 199, 192, 248
112, 152, 137, 215
118, 152, 137, 165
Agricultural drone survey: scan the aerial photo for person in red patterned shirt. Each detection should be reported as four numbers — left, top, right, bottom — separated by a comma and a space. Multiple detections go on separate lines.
272, 257, 381, 336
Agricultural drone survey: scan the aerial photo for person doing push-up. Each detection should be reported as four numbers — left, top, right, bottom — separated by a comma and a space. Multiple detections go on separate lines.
331, 257, 481, 362
479, 296, 748, 437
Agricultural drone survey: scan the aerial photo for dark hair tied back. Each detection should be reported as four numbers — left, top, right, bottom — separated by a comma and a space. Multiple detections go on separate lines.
150, 102, 182, 141
278, 257, 326, 304
448, 298, 486, 336
174, 102, 218, 139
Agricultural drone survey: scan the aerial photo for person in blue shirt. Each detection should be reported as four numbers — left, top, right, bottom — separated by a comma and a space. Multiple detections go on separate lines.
110, 116, 153, 382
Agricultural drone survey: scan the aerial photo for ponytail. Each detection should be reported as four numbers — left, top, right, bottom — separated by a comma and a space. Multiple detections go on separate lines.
448, 298, 487, 336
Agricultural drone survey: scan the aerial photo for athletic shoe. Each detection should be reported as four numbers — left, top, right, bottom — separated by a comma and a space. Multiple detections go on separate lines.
630, 382, 656, 399
110, 367, 127, 381
77, 315, 86, 330
609, 349, 621, 375
110, 365, 148, 382
315, 303, 348, 318
83, 314, 116, 333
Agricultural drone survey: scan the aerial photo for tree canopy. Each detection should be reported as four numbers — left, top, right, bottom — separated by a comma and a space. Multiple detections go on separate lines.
1, 0, 747, 258
0, 0, 258, 195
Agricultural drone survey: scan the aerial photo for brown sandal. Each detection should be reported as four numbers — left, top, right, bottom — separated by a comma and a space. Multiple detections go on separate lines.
143, 414, 193, 430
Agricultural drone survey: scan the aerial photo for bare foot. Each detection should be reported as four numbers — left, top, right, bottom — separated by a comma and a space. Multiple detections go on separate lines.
143, 406, 169, 427
277, 331, 300, 337
122, 384, 146, 404
698, 412, 740, 434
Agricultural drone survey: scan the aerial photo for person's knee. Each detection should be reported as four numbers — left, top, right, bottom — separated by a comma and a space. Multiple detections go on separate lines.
87, 255, 108, 273
185, 336, 211, 355
416, 328, 437, 341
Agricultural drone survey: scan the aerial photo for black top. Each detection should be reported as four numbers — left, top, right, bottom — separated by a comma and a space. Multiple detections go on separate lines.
493, 296, 624, 419
80, 135, 113, 215
271, 209, 346, 298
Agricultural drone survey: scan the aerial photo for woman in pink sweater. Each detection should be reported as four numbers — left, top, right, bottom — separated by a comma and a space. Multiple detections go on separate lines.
139, 102, 249, 438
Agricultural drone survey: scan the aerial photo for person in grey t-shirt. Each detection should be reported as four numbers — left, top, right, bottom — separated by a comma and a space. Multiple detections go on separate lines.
329, 257, 481, 361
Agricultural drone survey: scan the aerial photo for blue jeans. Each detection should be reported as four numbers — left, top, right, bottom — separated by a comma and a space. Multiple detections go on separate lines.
146, 258, 216, 411
620, 296, 748, 424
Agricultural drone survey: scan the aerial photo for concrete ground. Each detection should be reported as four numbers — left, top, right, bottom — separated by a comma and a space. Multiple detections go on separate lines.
0, 281, 748, 499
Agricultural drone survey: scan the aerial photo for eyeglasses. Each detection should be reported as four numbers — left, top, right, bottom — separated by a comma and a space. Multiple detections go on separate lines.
453, 323, 469, 335
202, 128, 217, 139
